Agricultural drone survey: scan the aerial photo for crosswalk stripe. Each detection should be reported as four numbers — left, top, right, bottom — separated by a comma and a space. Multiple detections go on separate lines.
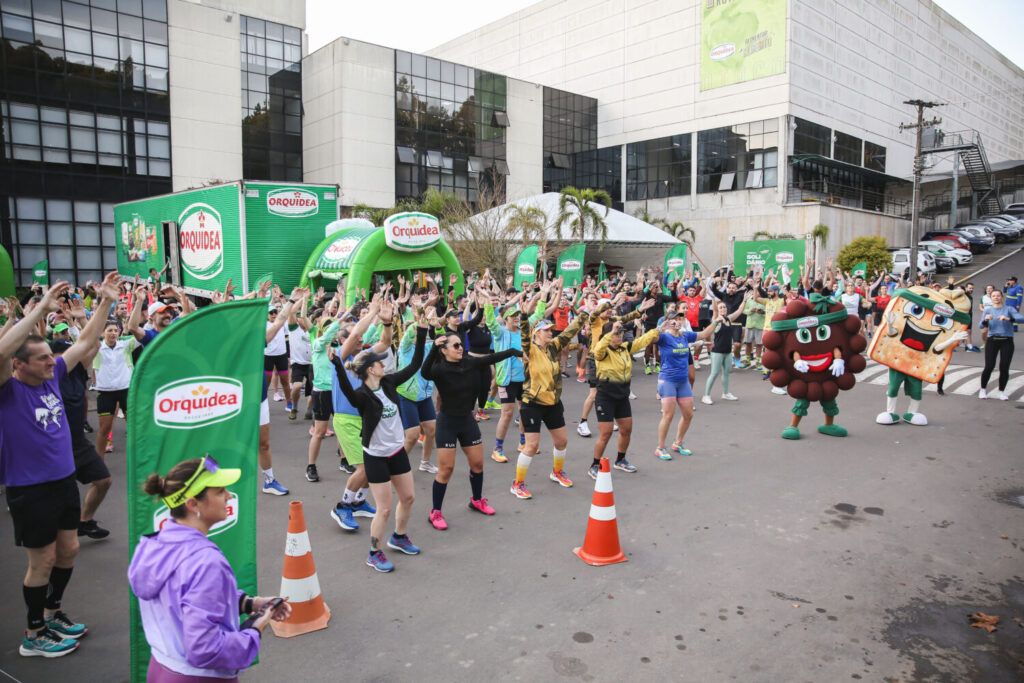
860, 359, 1024, 401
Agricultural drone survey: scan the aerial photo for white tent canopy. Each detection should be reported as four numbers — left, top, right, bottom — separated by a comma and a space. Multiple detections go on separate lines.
474, 192, 681, 273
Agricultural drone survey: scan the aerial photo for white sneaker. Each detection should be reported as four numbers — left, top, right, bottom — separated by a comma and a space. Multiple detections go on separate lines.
721, 393, 738, 401
998, 391, 1009, 401
629, 391, 637, 400
418, 460, 438, 474
771, 387, 787, 395
978, 388, 987, 400
273, 392, 284, 402
577, 421, 592, 437
613, 423, 619, 432
701, 395, 713, 405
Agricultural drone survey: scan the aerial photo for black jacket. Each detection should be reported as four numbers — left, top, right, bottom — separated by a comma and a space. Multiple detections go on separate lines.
421, 344, 518, 416
332, 326, 427, 449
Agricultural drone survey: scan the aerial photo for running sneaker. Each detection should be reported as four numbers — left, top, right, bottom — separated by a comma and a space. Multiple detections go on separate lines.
77, 520, 110, 539
731, 358, 742, 370
44, 611, 87, 639
519, 432, 526, 447
104, 443, 113, 453
304, 409, 313, 420
654, 447, 673, 461
289, 408, 298, 420
286, 401, 294, 412
339, 458, 356, 474
468, 498, 495, 515
549, 470, 573, 487
330, 503, 358, 530
273, 392, 284, 402
418, 460, 438, 474
325, 428, 335, 437
365, 549, 394, 572
476, 410, 490, 421
576, 375, 587, 383
654, 363, 660, 373
19, 628, 78, 658
701, 395, 713, 405
485, 399, 501, 410
510, 481, 532, 499
644, 365, 652, 375
628, 391, 637, 400
305, 464, 319, 482
577, 420, 592, 437
670, 441, 692, 456
116, 409, 124, 419
428, 509, 448, 530
491, 448, 507, 463
587, 463, 599, 480
613, 423, 619, 432
771, 387, 787, 395
351, 500, 376, 518
998, 391, 1009, 401
514, 416, 520, 427
387, 533, 420, 555
979, 388, 987, 400
418, 432, 425, 443
721, 393, 738, 401
613, 459, 637, 473
262, 478, 289, 496
966, 345, 981, 352
308, 425, 315, 436
83, 422, 94, 433
561, 371, 571, 378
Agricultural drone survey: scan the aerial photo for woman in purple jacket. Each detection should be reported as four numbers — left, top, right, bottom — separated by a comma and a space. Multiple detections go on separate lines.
128, 456, 290, 681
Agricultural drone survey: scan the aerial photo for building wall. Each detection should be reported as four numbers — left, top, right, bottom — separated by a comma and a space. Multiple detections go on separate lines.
302, 38, 395, 208
505, 78, 544, 201
167, 0, 304, 191
789, 0, 1024, 177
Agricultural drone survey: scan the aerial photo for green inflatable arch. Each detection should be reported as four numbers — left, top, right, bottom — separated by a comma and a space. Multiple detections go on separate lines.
299, 226, 464, 306
0, 244, 14, 298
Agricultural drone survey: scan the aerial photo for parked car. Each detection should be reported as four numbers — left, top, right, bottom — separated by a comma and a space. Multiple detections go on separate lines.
918, 240, 972, 265
891, 249, 936, 277
951, 227, 995, 252
958, 221, 1018, 242
922, 230, 990, 253
978, 216, 1024, 238
921, 231, 971, 250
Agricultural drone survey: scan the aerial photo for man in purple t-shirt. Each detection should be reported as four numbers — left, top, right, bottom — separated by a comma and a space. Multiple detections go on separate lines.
0, 272, 119, 658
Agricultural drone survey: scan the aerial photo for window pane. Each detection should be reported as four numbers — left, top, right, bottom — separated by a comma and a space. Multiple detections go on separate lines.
49, 223, 74, 244
19, 246, 47, 265
43, 148, 68, 163
63, 24, 91, 51
97, 129, 122, 153
49, 246, 74, 269
76, 247, 102, 269
33, 19, 63, 49
149, 159, 170, 176
93, 31, 118, 58
117, 0, 142, 16
142, 0, 166, 21
16, 221, 46, 243
96, 113, 121, 130
4, 0, 31, 17
119, 13, 142, 38
148, 120, 168, 136
144, 18, 166, 43
11, 120, 40, 145
46, 199, 72, 221
148, 135, 169, 158
75, 201, 99, 222
283, 25, 300, 45
71, 127, 96, 150
41, 123, 66, 147
91, 7, 117, 33
103, 247, 117, 269
145, 42, 166, 67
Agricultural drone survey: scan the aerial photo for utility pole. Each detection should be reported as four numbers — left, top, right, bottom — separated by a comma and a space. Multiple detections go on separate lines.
899, 100, 942, 282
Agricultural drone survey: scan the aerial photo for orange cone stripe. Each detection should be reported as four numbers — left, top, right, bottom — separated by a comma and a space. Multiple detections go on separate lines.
282, 553, 317, 580
591, 490, 615, 508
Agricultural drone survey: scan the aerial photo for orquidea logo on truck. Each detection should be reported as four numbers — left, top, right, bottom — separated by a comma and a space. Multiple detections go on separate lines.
267, 188, 319, 218
153, 377, 243, 429
178, 203, 224, 280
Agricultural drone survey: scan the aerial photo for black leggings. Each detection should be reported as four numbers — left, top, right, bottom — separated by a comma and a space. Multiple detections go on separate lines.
470, 357, 490, 410
981, 337, 1014, 391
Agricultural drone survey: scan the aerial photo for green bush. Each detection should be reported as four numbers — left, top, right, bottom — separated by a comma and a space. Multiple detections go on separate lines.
837, 236, 892, 276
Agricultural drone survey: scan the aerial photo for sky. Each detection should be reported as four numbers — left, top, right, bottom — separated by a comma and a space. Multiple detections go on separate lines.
305, 0, 1023, 70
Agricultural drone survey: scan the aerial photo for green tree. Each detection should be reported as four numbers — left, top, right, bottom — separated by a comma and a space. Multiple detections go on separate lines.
555, 187, 612, 246
504, 204, 549, 245
350, 204, 393, 226
657, 220, 695, 246
837, 236, 892, 275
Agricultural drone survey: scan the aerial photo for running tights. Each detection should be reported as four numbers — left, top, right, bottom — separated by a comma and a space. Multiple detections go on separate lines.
705, 352, 732, 396
980, 337, 1014, 391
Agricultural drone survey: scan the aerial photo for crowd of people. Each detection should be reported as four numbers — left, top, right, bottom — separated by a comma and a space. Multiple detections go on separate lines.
0, 259, 1020, 677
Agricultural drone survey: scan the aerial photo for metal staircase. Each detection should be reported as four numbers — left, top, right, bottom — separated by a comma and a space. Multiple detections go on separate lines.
922, 129, 1003, 216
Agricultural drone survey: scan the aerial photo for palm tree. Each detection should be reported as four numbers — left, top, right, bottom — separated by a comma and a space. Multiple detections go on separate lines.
811, 223, 830, 263
555, 187, 612, 246
504, 204, 548, 245
350, 203, 393, 226
657, 220, 695, 247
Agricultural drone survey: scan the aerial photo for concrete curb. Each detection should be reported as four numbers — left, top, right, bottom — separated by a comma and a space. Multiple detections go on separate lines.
953, 247, 1022, 286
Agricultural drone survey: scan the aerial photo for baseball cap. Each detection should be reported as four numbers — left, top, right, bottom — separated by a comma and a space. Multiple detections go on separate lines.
50, 338, 74, 354
1008, 276, 1018, 282
148, 301, 171, 317
52, 323, 69, 334
662, 311, 680, 320
769, 285, 781, 292
443, 308, 460, 318
533, 320, 555, 331
350, 349, 390, 376
502, 307, 521, 319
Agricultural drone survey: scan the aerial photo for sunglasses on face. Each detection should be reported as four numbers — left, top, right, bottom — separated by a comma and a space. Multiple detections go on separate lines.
444, 342, 463, 350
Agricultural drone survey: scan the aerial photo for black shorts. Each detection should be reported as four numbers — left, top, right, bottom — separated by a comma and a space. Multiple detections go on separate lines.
730, 325, 744, 344
363, 448, 412, 484
311, 389, 332, 422
6, 474, 81, 548
595, 395, 632, 423
96, 388, 128, 416
520, 400, 566, 433
498, 381, 523, 404
435, 413, 482, 449
73, 441, 110, 484
264, 354, 288, 373
291, 363, 313, 396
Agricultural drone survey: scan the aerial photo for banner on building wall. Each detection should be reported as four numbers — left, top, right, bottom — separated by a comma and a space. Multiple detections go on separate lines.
663, 244, 688, 282
556, 243, 587, 286
127, 300, 266, 682
700, 0, 787, 91
733, 239, 805, 287
513, 244, 539, 290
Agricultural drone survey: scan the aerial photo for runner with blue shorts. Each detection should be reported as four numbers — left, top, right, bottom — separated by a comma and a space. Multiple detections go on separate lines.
654, 312, 717, 460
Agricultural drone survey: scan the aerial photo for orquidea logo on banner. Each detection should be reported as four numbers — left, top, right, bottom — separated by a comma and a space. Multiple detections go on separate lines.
267, 188, 319, 218
153, 492, 239, 536
153, 376, 243, 429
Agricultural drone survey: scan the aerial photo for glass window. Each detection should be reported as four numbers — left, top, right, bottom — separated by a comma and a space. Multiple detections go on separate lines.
142, 0, 166, 21
834, 131, 862, 166
46, 199, 73, 221
144, 18, 166, 43
119, 13, 142, 38
70, 127, 95, 150
11, 121, 40, 145
793, 117, 831, 158
62, 2, 90, 29
396, 146, 415, 164
97, 129, 122, 154
118, 0, 143, 16
17, 222, 47, 244
41, 123, 66, 148
626, 135, 690, 200
2, 12, 34, 42
17, 198, 45, 219
698, 118, 778, 193
93, 31, 118, 58
75, 201, 99, 222
4, 0, 31, 17
33, 19, 63, 48
91, 7, 117, 33
864, 141, 886, 173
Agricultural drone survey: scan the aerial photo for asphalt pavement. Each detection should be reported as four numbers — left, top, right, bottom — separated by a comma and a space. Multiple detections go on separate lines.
1, 252, 1022, 682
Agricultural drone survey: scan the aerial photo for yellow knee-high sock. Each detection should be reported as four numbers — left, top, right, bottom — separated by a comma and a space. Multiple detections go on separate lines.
553, 447, 566, 473
515, 453, 533, 483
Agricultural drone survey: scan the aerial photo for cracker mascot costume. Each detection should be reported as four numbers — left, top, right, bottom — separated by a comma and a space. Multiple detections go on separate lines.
870, 286, 970, 426
762, 294, 867, 440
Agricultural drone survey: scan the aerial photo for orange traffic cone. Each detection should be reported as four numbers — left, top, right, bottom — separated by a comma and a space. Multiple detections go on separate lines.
271, 501, 331, 637
573, 457, 627, 566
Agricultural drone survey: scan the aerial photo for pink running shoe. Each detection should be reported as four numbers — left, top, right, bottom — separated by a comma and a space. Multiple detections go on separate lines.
428, 509, 448, 530
468, 498, 495, 515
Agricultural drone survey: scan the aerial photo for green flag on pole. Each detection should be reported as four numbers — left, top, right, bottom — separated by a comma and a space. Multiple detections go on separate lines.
851, 261, 868, 278
31, 259, 49, 286
127, 299, 268, 682
557, 243, 586, 286
513, 245, 538, 290
597, 260, 607, 282
663, 244, 688, 283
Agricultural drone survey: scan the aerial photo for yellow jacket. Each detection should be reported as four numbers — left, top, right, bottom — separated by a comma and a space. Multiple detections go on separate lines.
586, 301, 641, 358
520, 311, 589, 406
592, 327, 660, 384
